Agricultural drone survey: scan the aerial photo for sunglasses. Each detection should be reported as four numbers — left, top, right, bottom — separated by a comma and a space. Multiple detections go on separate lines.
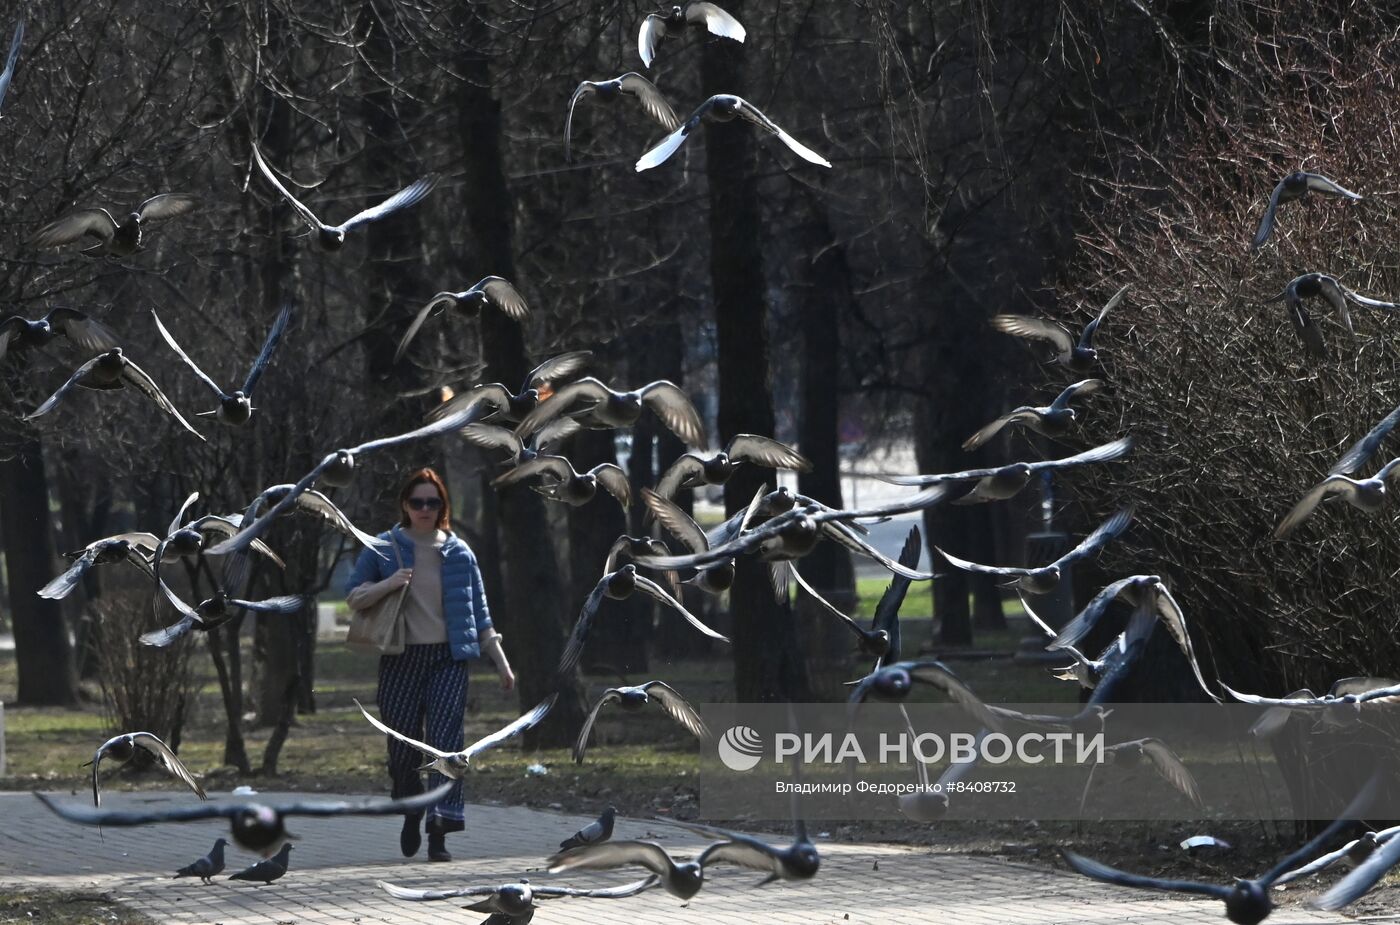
406, 497, 443, 511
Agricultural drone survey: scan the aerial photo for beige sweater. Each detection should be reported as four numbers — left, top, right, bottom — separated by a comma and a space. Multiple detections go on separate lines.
345, 529, 448, 645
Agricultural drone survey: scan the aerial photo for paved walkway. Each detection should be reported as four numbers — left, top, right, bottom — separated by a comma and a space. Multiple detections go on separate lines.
0, 790, 1358, 924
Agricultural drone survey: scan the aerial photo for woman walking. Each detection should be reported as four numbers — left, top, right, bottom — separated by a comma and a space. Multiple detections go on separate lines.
346, 467, 515, 861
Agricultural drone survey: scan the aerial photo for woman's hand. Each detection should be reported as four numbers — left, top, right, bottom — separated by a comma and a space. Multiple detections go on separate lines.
497, 661, 516, 691
384, 567, 413, 590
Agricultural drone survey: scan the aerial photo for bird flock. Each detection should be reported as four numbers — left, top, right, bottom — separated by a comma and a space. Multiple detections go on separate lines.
5, 4, 1399, 922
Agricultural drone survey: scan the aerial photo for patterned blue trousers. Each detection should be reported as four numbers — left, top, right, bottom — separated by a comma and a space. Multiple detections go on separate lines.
376, 643, 468, 832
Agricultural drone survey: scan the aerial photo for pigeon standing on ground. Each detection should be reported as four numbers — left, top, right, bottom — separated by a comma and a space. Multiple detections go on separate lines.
228, 843, 292, 885
174, 838, 229, 884
560, 806, 617, 851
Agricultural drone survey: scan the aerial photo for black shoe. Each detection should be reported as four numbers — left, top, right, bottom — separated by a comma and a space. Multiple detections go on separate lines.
428, 832, 451, 862
400, 812, 423, 858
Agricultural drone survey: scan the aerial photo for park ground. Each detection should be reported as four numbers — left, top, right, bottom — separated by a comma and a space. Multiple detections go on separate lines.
2, 581, 1400, 919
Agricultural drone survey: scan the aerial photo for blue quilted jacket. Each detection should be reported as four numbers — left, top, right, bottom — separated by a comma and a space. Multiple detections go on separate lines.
344, 525, 493, 660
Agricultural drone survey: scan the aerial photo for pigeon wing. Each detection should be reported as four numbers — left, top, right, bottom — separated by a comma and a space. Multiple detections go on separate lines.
727, 434, 812, 471
592, 464, 632, 508
734, 98, 831, 167
1062, 850, 1230, 899
131, 732, 207, 801
152, 310, 225, 400
462, 694, 558, 761
0, 18, 22, 112
637, 15, 666, 67
557, 578, 609, 679
47, 309, 122, 355
573, 688, 621, 763
990, 315, 1075, 358
565, 81, 598, 162
1251, 179, 1286, 249
1054, 506, 1134, 568
619, 72, 681, 130
25, 356, 105, 420
686, 2, 747, 41
642, 679, 712, 742
639, 380, 706, 446
1330, 402, 1400, 476
654, 455, 707, 506
641, 487, 710, 554
635, 121, 695, 171
338, 174, 439, 233
1303, 172, 1363, 199
478, 277, 530, 320
1274, 476, 1357, 539
1079, 285, 1128, 349
119, 358, 206, 441
635, 574, 728, 643
513, 378, 610, 440
242, 299, 294, 397
31, 209, 119, 247
136, 193, 198, 223
250, 144, 324, 233
355, 699, 452, 760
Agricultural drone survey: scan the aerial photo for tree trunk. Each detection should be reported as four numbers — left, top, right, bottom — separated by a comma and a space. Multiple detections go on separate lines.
250, 20, 306, 731
791, 190, 857, 661
0, 430, 78, 705
569, 428, 648, 675
635, 318, 713, 659
207, 621, 250, 773
701, 9, 810, 703
456, 12, 584, 745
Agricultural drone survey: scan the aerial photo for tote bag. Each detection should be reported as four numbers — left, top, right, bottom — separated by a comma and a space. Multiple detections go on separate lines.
346, 535, 408, 655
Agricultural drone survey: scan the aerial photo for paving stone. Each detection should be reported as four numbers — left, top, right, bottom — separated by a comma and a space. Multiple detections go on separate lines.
0, 791, 1354, 924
